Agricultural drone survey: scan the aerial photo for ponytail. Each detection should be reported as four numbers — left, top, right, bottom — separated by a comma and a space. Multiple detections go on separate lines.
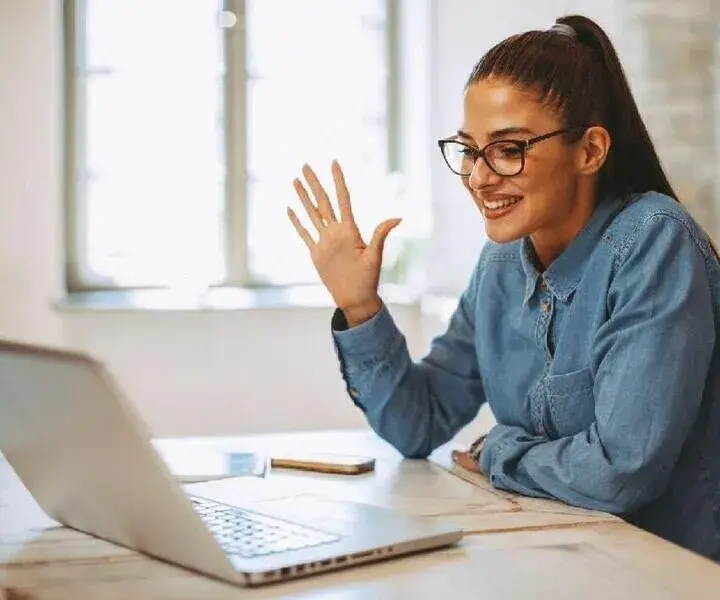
556, 16, 676, 200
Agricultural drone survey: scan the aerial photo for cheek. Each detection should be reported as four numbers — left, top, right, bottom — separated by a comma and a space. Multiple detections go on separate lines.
461, 176, 473, 194
522, 167, 579, 225
521, 155, 573, 199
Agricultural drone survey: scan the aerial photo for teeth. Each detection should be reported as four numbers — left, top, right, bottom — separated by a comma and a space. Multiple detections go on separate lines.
483, 196, 521, 210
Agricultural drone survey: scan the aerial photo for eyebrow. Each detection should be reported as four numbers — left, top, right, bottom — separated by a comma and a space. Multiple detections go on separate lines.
456, 127, 535, 143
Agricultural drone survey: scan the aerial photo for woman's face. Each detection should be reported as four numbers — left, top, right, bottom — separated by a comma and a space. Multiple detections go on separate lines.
458, 78, 594, 253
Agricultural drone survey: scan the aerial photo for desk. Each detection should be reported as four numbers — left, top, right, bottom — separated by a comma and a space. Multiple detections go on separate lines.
2, 429, 719, 599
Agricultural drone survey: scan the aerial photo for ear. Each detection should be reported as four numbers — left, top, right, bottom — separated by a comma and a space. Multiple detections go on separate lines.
576, 126, 611, 176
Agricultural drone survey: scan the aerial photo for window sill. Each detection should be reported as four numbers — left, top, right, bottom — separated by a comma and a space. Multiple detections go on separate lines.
55, 284, 423, 313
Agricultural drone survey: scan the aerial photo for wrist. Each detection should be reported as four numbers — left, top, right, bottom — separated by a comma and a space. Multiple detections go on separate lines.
341, 297, 383, 327
469, 433, 488, 466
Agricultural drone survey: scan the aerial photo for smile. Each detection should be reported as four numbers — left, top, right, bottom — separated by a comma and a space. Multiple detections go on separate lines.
481, 195, 523, 215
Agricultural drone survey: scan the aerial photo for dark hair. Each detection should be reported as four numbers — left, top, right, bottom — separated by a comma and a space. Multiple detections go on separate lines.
466, 15, 677, 202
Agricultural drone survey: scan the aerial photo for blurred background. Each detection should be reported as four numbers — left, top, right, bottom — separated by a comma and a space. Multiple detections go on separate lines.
0, 1, 716, 442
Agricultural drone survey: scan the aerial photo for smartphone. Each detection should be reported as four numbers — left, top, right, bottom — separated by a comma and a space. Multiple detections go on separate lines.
269, 453, 375, 475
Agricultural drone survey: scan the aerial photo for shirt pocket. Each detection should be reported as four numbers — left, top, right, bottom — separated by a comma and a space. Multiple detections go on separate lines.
546, 367, 596, 439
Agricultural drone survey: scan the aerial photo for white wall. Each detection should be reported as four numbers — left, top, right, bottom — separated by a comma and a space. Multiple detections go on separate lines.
0, 0, 63, 345
0, 0, 622, 439
60, 305, 423, 437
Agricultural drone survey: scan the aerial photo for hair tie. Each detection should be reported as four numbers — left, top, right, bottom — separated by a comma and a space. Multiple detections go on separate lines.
547, 23, 576, 38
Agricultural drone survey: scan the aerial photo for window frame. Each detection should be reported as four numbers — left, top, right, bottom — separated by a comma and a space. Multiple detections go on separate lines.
63, 0, 400, 292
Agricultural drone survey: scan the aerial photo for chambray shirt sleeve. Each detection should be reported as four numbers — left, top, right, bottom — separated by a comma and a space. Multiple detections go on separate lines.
480, 214, 716, 514
331, 263, 486, 459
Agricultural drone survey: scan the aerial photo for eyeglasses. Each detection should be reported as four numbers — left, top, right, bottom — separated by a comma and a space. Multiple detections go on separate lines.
437, 128, 577, 177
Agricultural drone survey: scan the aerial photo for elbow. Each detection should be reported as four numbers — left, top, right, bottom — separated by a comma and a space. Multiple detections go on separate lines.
399, 446, 432, 460
371, 402, 436, 460
370, 416, 433, 459
393, 427, 453, 459
390, 435, 432, 459
589, 471, 665, 515
391, 422, 456, 459
576, 442, 672, 515
600, 494, 645, 516
602, 485, 660, 515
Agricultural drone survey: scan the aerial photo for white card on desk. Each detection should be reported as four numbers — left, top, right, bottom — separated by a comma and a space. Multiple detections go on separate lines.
169, 451, 268, 483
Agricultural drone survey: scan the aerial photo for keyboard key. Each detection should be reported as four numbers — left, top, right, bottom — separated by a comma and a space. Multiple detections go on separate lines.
189, 496, 341, 559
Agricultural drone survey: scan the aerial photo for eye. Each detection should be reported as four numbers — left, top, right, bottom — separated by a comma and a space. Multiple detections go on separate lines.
498, 144, 523, 158
460, 147, 478, 158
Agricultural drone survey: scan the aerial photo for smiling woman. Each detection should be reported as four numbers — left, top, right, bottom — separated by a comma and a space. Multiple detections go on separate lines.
287, 14, 720, 563
438, 122, 593, 251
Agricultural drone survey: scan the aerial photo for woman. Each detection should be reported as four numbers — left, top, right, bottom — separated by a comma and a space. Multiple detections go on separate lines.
287, 15, 720, 561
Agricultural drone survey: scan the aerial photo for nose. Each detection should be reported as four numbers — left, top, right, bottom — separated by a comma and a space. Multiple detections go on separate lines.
468, 156, 500, 190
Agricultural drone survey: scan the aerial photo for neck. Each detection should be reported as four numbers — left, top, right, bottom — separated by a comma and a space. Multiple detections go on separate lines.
530, 182, 598, 269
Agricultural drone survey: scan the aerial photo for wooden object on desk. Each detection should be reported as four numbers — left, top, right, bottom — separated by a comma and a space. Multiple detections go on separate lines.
2, 520, 719, 599
2, 429, 719, 599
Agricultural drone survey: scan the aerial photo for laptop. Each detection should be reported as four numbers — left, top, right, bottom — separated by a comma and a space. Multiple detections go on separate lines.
0, 339, 462, 586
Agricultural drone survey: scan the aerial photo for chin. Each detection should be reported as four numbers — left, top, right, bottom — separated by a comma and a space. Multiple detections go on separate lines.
484, 222, 527, 245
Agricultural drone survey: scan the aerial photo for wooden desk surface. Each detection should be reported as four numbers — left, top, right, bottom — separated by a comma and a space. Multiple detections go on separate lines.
2, 429, 719, 599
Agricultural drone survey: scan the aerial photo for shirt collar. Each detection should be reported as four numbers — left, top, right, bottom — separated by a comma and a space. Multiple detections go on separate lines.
520, 238, 542, 304
521, 195, 626, 304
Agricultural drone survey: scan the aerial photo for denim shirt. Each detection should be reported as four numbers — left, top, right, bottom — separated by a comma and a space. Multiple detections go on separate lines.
332, 192, 720, 561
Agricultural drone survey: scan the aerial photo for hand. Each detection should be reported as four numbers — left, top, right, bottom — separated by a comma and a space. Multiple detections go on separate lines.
287, 161, 402, 326
451, 450, 482, 474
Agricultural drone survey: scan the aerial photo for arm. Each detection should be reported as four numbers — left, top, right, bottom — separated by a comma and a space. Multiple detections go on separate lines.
480, 215, 716, 513
286, 162, 484, 457
332, 263, 486, 459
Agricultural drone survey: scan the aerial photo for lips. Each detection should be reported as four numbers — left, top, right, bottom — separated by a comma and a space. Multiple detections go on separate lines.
482, 194, 523, 210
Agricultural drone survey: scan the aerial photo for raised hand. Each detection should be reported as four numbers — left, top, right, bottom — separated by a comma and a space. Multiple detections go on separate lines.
287, 161, 401, 327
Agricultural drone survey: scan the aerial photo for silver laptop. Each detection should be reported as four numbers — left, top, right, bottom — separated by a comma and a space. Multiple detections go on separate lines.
0, 339, 462, 586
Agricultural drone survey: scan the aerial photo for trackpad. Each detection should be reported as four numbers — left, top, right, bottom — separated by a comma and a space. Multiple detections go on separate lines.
253, 495, 375, 535
186, 478, 381, 535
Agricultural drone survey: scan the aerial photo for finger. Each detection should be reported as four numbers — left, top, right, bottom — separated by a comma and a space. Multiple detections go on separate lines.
332, 160, 355, 223
293, 178, 326, 233
287, 207, 315, 250
462, 456, 481, 473
452, 450, 470, 464
303, 164, 337, 224
452, 451, 481, 473
369, 218, 402, 255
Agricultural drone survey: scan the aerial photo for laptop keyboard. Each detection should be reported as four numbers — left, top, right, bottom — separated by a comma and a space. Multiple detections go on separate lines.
190, 496, 340, 559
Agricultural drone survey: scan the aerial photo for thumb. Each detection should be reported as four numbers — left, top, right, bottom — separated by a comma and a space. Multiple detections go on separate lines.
369, 218, 402, 255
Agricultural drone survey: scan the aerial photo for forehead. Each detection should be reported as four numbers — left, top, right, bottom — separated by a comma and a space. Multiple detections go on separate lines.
462, 78, 560, 142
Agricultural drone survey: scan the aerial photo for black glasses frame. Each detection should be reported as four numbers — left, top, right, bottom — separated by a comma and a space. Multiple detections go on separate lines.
437, 128, 580, 177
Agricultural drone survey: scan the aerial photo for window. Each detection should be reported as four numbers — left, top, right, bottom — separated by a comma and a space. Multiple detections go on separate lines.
64, 0, 406, 292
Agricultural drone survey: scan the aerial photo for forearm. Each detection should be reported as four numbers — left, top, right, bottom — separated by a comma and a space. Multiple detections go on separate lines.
480, 425, 640, 512
481, 416, 700, 514
333, 305, 484, 458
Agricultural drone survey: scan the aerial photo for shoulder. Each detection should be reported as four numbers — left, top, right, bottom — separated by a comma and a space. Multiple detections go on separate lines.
602, 191, 715, 265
